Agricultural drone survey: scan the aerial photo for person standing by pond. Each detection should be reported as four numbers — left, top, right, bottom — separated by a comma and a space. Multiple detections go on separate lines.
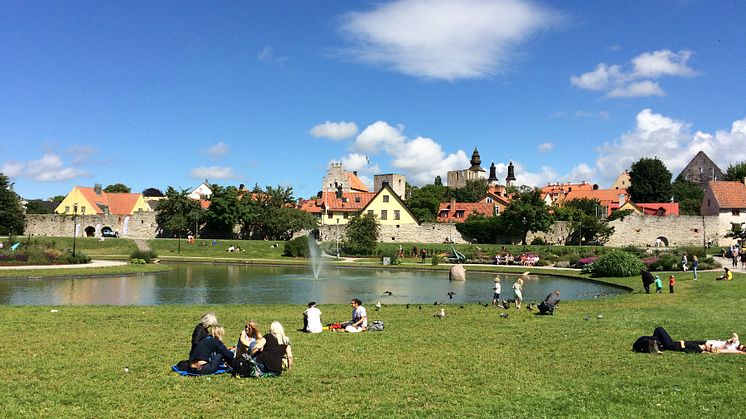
654, 275, 663, 294
513, 278, 524, 309
492, 277, 501, 306
692, 255, 699, 280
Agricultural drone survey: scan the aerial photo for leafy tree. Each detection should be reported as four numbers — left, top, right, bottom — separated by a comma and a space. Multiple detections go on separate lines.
156, 187, 204, 253
500, 188, 552, 244
434, 175, 443, 186
723, 161, 746, 182
142, 188, 164, 197
447, 179, 488, 202
0, 173, 25, 235
628, 157, 672, 203
50, 195, 66, 202
555, 198, 613, 245
607, 209, 634, 221
671, 176, 704, 215
239, 184, 316, 240
408, 184, 447, 222
24, 200, 54, 214
104, 183, 131, 193
204, 185, 247, 238
455, 214, 503, 243
343, 213, 380, 256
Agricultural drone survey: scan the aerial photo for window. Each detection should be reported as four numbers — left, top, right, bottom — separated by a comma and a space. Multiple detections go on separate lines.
343, 213, 349, 219
456, 210, 465, 218
81, 206, 86, 214
368, 210, 374, 216
733, 210, 741, 216
383, 195, 389, 203
355, 197, 360, 203
65, 206, 70, 213
394, 210, 400, 220
486, 197, 493, 203
381, 210, 387, 220
707, 199, 711, 207
327, 212, 333, 218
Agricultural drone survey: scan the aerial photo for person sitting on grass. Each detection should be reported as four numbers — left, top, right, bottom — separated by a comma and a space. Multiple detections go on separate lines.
341, 298, 367, 333
538, 290, 560, 315
190, 312, 218, 358
188, 325, 235, 375
303, 302, 323, 334
717, 267, 733, 281
236, 320, 262, 360
250, 321, 293, 376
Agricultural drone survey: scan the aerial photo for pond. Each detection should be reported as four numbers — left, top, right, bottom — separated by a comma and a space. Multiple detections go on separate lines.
0, 263, 627, 306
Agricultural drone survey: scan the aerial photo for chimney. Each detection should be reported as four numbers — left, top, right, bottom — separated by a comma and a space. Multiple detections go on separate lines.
450, 197, 456, 209
94, 183, 102, 195
353, 171, 358, 176
593, 184, 599, 190
336, 186, 343, 199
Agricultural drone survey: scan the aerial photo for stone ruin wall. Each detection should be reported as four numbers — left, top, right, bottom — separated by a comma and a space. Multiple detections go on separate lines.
604, 214, 719, 248
25, 213, 159, 239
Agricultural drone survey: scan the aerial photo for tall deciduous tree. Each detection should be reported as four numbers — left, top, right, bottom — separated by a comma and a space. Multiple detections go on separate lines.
343, 213, 380, 256
723, 161, 746, 182
408, 184, 447, 222
103, 183, 131, 193
447, 179, 488, 203
554, 198, 613, 245
156, 187, 204, 253
0, 173, 25, 235
672, 176, 704, 215
500, 188, 552, 245
628, 157, 672, 203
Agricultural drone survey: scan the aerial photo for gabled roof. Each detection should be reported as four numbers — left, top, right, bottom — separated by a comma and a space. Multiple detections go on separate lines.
345, 172, 369, 192
621, 201, 680, 216
322, 191, 375, 212
707, 181, 746, 209
437, 202, 495, 223
75, 187, 145, 215
563, 188, 628, 204
480, 191, 511, 206
361, 183, 420, 224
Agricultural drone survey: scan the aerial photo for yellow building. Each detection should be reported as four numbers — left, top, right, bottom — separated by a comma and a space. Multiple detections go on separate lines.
360, 184, 419, 226
300, 184, 418, 226
55, 184, 150, 215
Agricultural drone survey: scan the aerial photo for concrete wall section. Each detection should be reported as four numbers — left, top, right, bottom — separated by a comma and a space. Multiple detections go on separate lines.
25, 213, 159, 239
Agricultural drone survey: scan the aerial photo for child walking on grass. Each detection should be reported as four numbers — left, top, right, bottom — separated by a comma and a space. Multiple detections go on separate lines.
655, 275, 663, 294
669, 275, 676, 294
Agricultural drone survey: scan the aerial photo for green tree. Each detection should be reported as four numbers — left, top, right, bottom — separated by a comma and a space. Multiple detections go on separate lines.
628, 157, 672, 203
447, 179, 488, 202
142, 188, 164, 197
555, 198, 613, 245
24, 200, 54, 214
0, 173, 25, 235
723, 161, 746, 182
455, 214, 503, 243
240, 184, 316, 240
500, 188, 552, 244
104, 183, 131, 193
50, 195, 66, 202
671, 176, 704, 215
408, 184, 447, 222
343, 213, 380, 256
156, 187, 204, 253
204, 185, 247, 238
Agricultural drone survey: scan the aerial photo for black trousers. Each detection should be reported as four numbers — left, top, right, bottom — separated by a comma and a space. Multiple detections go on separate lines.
652, 327, 704, 353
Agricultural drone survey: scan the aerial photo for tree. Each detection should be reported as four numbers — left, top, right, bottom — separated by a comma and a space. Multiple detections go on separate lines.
554, 198, 614, 245
671, 176, 704, 215
50, 195, 66, 203
156, 187, 204, 253
499, 188, 552, 244
239, 184, 316, 240
142, 188, 164, 197
343, 213, 380, 256
408, 184, 447, 222
434, 176, 443, 186
24, 200, 54, 214
204, 185, 247, 238
455, 214, 504, 243
723, 161, 746, 182
628, 157, 672, 203
0, 173, 25, 235
447, 179, 488, 202
104, 183, 131, 193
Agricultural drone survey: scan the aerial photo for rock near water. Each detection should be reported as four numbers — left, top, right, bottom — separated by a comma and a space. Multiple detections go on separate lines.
449, 265, 466, 281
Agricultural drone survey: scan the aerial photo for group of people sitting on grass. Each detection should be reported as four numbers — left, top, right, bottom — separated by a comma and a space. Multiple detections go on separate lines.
634, 327, 746, 354
183, 312, 293, 377
302, 299, 368, 333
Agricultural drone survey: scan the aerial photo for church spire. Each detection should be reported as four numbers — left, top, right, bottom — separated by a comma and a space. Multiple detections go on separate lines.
469, 147, 484, 172
505, 161, 516, 187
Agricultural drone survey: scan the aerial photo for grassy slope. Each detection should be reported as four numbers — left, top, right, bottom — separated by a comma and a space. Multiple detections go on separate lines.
13, 236, 138, 256
1, 270, 745, 417
0, 264, 170, 278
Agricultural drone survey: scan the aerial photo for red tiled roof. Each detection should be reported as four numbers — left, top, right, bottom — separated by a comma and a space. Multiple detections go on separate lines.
75, 187, 144, 215
437, 202, 495, 223
540, 182, 593, 194
636, 202, 680, 216
77, 187, 106, 213
345, 173, 369, 192
564, 189, 628, 204
298, 198, 323, 214
298, 192, 375, 213
708, 181, 746, 209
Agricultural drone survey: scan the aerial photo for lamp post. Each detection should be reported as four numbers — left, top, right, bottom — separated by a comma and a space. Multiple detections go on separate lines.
72, 203, 78, 257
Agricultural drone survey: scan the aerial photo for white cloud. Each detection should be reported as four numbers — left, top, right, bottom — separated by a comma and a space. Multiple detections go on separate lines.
339, 0, 561, 80
593, 109, 746, 186
351, 121, 406, 153
189, 166, 238, 180
205, 141, 230, 157
339, 153, 380, 174
310, 121, 359, 140
66, 145, 98, 165
257, 46, 289, 66
571, 49, 696, 98
2, 153, 89, 182
538, 142, 554, 152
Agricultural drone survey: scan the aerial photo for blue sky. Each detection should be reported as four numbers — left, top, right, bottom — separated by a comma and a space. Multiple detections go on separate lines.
2, 0, 745, 200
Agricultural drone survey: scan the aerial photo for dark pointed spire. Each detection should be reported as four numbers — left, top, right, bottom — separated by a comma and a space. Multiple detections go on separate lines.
506, 161, 516, 186
469, 147, 484, 172
488, 162, 498, 183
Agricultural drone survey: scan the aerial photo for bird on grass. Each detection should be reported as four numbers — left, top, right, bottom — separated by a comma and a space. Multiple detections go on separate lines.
375, 301, 382, 311
447, 291, 456, 299
500, 312, 509, 318
526, 303, 535, 311
418, 305, 422, 310
406, 304, 410, 309
434, 301, 439, 305
459, 305, 464, 309
434, 308, 445, 319
383, 290, 393, 296
501, 300, 510, 310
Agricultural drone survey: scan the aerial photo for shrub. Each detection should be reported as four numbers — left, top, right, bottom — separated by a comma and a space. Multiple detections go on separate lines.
63, 253, 91, 264
587, 250, 645, 277
646, 254, 678, 271
431, 255, 440, 266
130, 258, 146, 264
530, 237, 547, 245
130, 250, 158, 263
283, 237, 309, 257
380, 249, 401, 265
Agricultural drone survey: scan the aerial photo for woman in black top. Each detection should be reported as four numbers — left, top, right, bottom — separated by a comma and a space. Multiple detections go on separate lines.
188, 325, 234, 375
251, 321, 293, 376
190, 312, 218, 358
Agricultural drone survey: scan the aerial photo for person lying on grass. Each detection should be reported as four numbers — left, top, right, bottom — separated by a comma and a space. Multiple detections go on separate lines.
188, 325, 235, 374
250, 321, 293, 376
636, 327, 745, 354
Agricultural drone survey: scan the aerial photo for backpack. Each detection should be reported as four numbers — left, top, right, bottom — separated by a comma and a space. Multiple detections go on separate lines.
368, 320, 384, 332
632, 336, 660, 353
233, 353, 259, 378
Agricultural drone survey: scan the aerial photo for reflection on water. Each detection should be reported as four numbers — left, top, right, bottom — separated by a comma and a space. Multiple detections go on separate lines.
0, 263, 627, 306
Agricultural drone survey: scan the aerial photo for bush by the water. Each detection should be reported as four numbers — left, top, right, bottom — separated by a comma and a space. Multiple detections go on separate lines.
283, 237, 309, 257
63, 253, 91, 264
586, 250, 645, 277
129, 250, 158, 263
130, 258, 146, 264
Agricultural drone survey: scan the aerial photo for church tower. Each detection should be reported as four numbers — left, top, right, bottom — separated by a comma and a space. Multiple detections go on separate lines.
487, 162, 499, 186
469, 148, 485, 172
505, 161, 516, 187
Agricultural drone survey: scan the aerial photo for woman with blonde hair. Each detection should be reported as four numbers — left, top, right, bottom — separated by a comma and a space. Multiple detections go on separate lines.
190, 312, 218, 358
251, 321, 294, 376
236, 320, 263, 359
513, 277, 524, 309
188, 324, 235, 375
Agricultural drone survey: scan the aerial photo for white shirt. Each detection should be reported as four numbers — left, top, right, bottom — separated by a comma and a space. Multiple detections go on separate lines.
493, 282, 501, 294
353, 306, 368, 328
304, 307, 322, 333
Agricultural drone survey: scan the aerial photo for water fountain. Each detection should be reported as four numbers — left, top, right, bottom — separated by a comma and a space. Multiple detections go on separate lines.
307, 235, 323, 279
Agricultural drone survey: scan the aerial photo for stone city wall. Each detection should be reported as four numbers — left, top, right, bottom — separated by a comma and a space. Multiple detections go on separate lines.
319, 222, 468, 244
605, 214, 718, 247
25, 213, 159, 239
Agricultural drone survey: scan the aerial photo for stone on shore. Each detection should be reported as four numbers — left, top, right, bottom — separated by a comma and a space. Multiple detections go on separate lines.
449, 265, 466, 281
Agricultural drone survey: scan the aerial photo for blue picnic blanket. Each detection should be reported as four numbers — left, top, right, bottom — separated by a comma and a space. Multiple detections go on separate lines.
171, 364, 232, 376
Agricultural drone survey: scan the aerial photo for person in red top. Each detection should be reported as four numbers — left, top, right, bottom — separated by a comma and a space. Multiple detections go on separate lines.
669, 275, 676, 294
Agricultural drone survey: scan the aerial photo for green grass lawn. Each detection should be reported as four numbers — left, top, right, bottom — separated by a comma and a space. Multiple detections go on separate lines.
16, 236, 139, 256
0, 263, 170, 278
147, 238, 287, 260
1, 269, 745, 417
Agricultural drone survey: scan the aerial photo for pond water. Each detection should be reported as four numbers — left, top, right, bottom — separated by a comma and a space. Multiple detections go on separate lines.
0, 263, 627, 306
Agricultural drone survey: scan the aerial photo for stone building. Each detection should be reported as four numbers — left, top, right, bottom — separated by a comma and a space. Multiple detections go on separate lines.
447, 148, 486, 188
678, 151, 724, 190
